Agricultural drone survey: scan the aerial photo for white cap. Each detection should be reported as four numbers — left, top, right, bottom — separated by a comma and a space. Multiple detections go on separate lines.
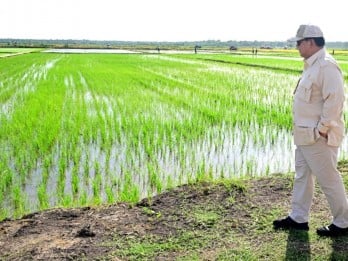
290, 24, 324, 41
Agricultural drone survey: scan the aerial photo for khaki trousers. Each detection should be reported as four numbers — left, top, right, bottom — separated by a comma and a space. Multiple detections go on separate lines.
289, 137, 348, 228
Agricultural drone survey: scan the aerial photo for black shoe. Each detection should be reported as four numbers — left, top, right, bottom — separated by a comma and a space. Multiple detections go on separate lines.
273, 216, 309, 231
317, 224, 348, 237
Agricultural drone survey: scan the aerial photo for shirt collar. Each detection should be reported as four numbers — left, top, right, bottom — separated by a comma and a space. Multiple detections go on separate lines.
304, 47, 325, 68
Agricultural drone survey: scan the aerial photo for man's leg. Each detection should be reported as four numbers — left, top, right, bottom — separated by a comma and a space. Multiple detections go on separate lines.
299, 138, 348, 228
289, 146, 315, 223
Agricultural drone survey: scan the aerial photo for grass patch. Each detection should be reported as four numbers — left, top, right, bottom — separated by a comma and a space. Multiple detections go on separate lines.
108, 230, 221, 260
101, 173, 348, 260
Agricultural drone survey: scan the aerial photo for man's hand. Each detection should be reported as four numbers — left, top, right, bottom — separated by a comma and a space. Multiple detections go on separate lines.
319, 131, 328, 139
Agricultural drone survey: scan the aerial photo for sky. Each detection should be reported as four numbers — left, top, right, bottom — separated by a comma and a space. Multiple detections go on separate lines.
1, 0, 348, 42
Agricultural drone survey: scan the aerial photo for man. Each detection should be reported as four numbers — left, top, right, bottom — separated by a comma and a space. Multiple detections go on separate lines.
273, 24, 348, 237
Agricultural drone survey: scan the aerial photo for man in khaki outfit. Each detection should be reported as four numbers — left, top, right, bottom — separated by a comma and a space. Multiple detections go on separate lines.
273, 24, 348, 237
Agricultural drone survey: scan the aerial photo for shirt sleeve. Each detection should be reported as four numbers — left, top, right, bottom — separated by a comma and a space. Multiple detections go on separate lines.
317, 65, 345, 134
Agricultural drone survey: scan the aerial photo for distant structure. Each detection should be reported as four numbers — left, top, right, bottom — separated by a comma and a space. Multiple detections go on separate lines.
229, 46, 237, 51
194, 45, 201, 54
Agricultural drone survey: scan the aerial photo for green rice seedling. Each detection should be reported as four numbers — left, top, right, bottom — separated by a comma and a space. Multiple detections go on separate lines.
71, 167, 80, 195
57, 153, 67, 197
165, 174, 175, 190
105, 186, 115, 203
195, 162, 208, 182
0, 162, 12, 195
61, 194, 73, 207
11, 184, 26, 217
37, 183, 49, 209
79, 189, 88, 206
92, 173, 102, 199
147, 162, 162, 193
92, 162, 103, 204
119, 171, 140, 203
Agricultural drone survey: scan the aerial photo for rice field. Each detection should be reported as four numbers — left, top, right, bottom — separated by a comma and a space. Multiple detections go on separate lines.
0, 48, 42, 57
1, 50, 348, 219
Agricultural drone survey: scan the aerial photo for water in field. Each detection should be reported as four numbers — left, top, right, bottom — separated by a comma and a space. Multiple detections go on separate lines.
44, 49, 140, 54
20, 123, 294, 209
20, 120, 348, 213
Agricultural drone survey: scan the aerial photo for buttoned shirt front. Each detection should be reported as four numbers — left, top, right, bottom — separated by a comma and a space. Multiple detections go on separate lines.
293, 48, 345, 146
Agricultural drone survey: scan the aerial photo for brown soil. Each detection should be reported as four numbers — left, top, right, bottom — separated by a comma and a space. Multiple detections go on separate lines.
0, 169, 347, 260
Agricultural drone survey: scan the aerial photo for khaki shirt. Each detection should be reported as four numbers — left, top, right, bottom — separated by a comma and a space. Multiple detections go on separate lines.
293, 48, 345, 147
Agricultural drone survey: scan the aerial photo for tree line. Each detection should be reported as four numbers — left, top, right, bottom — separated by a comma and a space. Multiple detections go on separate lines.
1, 38, 347, 50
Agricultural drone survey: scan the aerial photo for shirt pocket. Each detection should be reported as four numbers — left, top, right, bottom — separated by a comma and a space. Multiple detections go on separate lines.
293, 126, 320, 145
295, 78, 313, 103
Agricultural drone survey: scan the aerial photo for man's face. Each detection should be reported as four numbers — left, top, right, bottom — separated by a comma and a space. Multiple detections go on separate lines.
296, 38, 315, 59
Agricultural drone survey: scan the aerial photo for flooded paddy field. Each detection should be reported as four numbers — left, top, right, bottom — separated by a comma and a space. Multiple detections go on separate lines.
1, 51, 348, 219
